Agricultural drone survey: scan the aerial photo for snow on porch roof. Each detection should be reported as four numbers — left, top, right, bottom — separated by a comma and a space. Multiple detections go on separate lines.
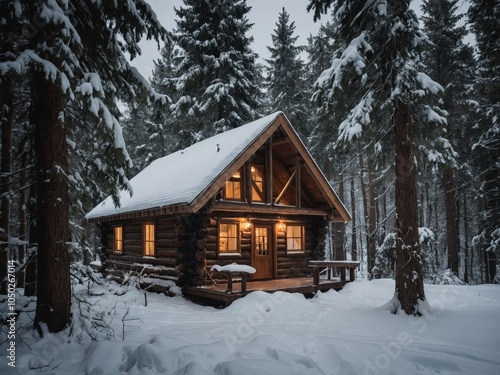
86, 112, 283, 221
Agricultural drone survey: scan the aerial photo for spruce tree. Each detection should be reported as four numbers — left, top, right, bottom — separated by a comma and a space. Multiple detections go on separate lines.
308, 0, 450, 314
170, 0, 261, 148
265, 7, 307, 137
0, 0, 168, 333
421, 0, 476, 279
468, 0, 500, 283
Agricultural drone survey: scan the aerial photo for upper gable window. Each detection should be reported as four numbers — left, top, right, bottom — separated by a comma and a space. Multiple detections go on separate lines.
224, 170, 242, 200
251, 165, 265, 202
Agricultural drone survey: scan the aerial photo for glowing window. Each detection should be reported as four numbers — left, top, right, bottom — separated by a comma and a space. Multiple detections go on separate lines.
219, 222, 239, 253
114, 226, 123, 253
225, 171, 242, 200
286, 225, 304, 252
251, 165, 264, 202
143, 223, 155, 257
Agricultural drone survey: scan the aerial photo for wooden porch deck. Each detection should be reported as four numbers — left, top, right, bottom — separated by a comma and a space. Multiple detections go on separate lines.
182, 277, 349, 307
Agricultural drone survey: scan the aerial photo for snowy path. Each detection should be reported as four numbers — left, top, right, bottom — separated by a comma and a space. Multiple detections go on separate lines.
3, 279, 500, 375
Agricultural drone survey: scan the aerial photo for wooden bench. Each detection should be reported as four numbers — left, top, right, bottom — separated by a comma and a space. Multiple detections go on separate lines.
308, 260, 360, 286
210, 264, 256, 294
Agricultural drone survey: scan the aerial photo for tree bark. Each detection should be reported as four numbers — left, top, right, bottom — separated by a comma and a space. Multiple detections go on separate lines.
350, 176, 358, 262
334, 173, 346, 261
394, 98, 425, 315
359, 152, 371, 276
367, 159, 377, 274
463, 191, 470, 283
444, 162, 459, 276
32, 70, 71, 333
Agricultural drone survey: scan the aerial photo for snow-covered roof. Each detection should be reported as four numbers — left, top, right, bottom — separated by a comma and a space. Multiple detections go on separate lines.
86, 112, 283, 221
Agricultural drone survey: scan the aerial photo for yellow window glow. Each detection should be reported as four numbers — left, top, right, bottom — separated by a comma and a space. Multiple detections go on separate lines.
219, 223, 239, 253
114, 226, 123, 253
143, 223, 155, 256
286, 225, 304, 252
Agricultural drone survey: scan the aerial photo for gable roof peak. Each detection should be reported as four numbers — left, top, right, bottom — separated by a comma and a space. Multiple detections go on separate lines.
86, 112, 284, 221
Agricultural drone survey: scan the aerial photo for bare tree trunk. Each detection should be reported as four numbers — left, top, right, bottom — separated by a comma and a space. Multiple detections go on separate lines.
367, 159, 377, 275
463, 192, 470, 283
350, 176, 358, 262
334, 172, 346, 261
0, 78, 13, 294
394, 98, 425, 315
444, 165, 459, 275
32, 70, 71, 334
359, 152, 371, 276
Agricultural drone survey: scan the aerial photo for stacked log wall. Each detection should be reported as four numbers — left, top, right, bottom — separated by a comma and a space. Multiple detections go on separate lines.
99, 215, 330, 285
276, 219, 317, 279
207, 220, 253, 284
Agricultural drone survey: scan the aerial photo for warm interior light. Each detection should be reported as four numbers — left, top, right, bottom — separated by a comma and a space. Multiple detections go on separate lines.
278, 221, 286, 231
242, 219, 251, 231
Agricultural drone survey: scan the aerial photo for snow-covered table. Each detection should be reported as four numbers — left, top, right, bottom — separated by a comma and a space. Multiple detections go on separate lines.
211, 263, 256, 294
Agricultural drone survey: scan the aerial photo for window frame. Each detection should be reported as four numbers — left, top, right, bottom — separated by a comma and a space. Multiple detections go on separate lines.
251, 164, 265, 202
286, 224, 305, 254
217, 220, 241, 256
223, 169, 243, 201
113, 225, 123, 254
143, 222, 156, 257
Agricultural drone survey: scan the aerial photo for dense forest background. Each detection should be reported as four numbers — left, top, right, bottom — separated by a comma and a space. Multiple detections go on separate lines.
0, 0, 498, 331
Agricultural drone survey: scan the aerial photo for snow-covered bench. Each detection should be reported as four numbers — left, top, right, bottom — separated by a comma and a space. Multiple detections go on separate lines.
308, 260, 359, 286
210, 263, 256, 294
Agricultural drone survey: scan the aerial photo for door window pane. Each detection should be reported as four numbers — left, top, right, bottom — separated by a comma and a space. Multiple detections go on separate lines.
255, 227, 269, 256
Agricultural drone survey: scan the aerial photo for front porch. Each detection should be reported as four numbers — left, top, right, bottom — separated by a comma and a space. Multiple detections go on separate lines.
182, 276, 350, 307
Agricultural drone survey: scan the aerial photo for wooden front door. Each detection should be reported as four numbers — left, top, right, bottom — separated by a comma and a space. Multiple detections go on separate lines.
253, 224, 273, 279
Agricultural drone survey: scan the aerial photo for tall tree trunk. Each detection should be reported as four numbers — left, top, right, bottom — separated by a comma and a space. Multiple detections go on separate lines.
334, 172, 346, 261
444, 165, 459, 275
482, 167, 499, 283
32, 70, 71, 333
0, 78, 13, 294
359, 152, 371, 276
394, 98, 425, 315
367, 159, 377, 275
463, 191, 470, 283
350, 175, 358, 262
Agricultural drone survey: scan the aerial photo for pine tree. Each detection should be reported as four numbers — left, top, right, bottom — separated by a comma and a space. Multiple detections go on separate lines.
421, 0, 476, 279
0, 0, 168, 333
308, 0, 450, 314
265, 7, 307, 136
468, 0, 500, 283
170, 0, 261, 148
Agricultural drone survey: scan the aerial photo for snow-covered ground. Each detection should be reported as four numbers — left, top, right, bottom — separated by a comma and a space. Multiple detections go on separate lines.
2, 278, 500, 375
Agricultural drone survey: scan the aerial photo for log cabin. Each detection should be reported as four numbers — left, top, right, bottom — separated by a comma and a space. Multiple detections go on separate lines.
86, 112, 351, 295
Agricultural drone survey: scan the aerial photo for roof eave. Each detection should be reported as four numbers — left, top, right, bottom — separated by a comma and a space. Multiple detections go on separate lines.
86, 203, 194, 224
